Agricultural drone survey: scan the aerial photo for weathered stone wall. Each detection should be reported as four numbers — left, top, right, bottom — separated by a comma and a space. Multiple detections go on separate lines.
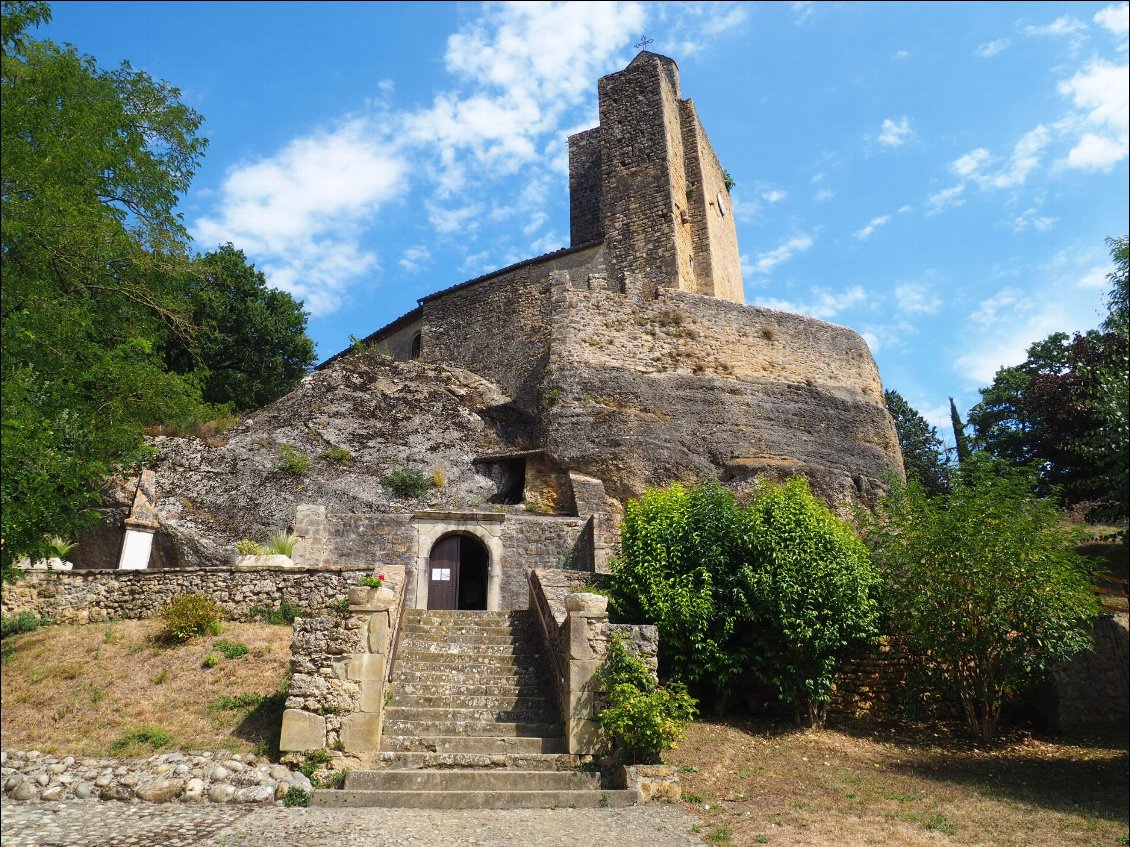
0, 566, 369, 624
499, 515, 588, 611
543, 285, 902, 504
568, 127, 603, 247
830, 639, 913, 718
324, 513, 416, 572
1052, 612, 1129, 725
421, 245, 604, 413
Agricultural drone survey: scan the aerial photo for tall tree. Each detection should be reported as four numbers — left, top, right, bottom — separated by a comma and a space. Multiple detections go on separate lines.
949, 397, 972, 467
1, 1, 209, 569
165, 244, 316, 411
969, 236, 1129, 518
883, 390, 950, 496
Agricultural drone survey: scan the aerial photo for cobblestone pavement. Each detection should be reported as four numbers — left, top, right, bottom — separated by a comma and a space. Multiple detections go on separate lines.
1, 800, 707, 847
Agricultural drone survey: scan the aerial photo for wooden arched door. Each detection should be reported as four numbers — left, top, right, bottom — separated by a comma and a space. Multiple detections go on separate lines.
426, 535, 489, 611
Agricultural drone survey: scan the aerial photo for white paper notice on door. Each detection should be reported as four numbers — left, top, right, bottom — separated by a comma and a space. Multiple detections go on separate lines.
431, 568, 451, 581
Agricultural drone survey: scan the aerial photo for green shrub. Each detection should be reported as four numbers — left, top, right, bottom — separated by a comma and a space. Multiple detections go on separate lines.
863, 458, 1101, 741
299, 748, 332, 779
359, 574, 386, 589
315, 769, 347, 790
277, 444, 310, 476
283, 786, 311, 807
381, 467, 432, 498
262, 532, 297, 557
109, 726, 173, 755
160, 594, 223, 644
201, 654, 219, 668
1, 611, 48, 639
234, 539, 264, 556
213, 639, 249, 659
249, 602, 301, 624
321, 446, 353, 464
596, 635, 696, 764
330, 597, 351, 614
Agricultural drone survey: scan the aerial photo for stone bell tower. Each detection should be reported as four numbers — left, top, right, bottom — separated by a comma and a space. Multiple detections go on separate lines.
568, 51, 744, 304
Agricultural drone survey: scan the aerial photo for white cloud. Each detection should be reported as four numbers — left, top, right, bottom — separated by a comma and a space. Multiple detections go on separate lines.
398, 245, 431, 274
427, 202, 483, 235
853, 215, 891, 240
792, 1, 814, 24
1077, 265, 1111, 288
193, 119, 407, 315
969, 287, 1027, 327
951, 148, 991, 177
893, 50, 911, 60
699, 4, 749, 36
1094, 2, 1129, 37
985, 125, 1051, 188
878, 117, 914, 147
814, 188, 835, 202
976, 38, 1010, 57
927, 184, 965, 215
757, 285, 867, 321
895, 282, 941, 315
761, 189, 788, 203
897, 204, 912, 214
1058, 59, 1130, 170
1023, 16, 1087, 37
751, 234, 815, 273
1011, 209, 1056, 232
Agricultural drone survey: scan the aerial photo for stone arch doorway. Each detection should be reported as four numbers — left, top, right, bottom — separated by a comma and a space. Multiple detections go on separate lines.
426, 533, 489, 611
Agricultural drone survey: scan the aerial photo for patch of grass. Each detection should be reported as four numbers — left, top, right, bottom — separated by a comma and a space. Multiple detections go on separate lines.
262, 532, 296, 557
2, 612, 49, 640
151, 669, 170, 685
925, 815, 956, 835
89, 687, 105, 705
330, 597, 351, 614
381, 467, 432, 498
213, 639, 249, 659
314, 769, 347, 790
283, 787, 311, 807
234, 539, 265, 556
212, 692, 263, 711
109, 726, 173, 755
276, 444, 310, 476
704, 825, 733, 845
682, 791, 704, 804
321, 446, 353, 464
299, 748, 332, 779
202, 654, 220, 668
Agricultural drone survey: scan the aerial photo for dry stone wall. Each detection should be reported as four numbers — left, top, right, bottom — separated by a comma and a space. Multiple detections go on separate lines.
0, 566, 369, 624
1052, 612, 1129, 725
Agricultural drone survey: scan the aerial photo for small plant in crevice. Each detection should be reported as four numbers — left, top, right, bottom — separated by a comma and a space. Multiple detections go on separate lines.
276, 444, 310, 476
283, 787, 311, 807
330, 597, 351, 614
381, 467, 432, 498
249, 602, 302, 624
321, 446, 353, 464
298, 748, 332, 779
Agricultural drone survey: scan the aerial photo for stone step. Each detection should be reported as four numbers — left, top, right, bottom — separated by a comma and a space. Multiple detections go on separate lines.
311, 788, 639, 809
385, 705, 556, 722
397, 651, 545, 669
390, 681, 552, 700
380, 735, 567, 755
382, 718, 564, 738
401, 632, 542, 647
398, 642, 544, 658
389, 693, 552, 712
402, 623, 534, 636
344, 769, 599, 792
395, 666, 550, 683
367, 751, 581, 771
403, 611, 527, 624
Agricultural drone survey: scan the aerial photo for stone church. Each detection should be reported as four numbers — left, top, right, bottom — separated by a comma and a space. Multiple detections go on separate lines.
70, 51, 903, 616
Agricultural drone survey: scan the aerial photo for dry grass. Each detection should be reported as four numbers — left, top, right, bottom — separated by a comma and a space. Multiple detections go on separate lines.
1, 619, 291, 757
667, 718, 1129, 847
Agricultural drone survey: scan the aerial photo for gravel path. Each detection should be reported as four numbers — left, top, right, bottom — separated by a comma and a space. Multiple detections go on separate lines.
1, 800, 707, 847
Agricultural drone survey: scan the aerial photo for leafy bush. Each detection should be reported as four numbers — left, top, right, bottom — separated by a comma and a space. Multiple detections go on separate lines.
360, 574, 386, 589
1, 611, 48, 639
277, 444, 310, 476
381, 467, 432, 498
262, 532, 297, 557
109, 726, 173, 754
201, 654, 219, 668
321, 446, 353, 464
234, 539, 264, 556
160, 594, 223, 644
596, 635, 696, 763
609, 478, 880, 724
213, 639, 249, 659
862, 458, 1100, 741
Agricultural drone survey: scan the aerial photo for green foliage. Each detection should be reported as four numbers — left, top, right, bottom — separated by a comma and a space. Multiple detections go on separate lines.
276, 444, 310, 476
360, 574, 386, 589
884, 390, 950, 496
109, 726, 173, 755
212, 692, 262, 711
321, 446, 353, 464
201, 654, 219, 669
212, 639, 248, 659
315, 769, 347, 790
164, 244, 315, 411
949, 397, 972, 467
1, 611, 48, 639
262, 531, 297, 557
298, 748, 332, 779
609, 478, 879, 723
234, 539, 264, 556
1, 2, 212, 570
862, 457, 1100, 741
248, 602, 301, 624
159, 594, 223, 644
381, 467, 433, 498
330, 597, 351, 614
45, 536, 75, 559
595, 635, 696, 763
722, 170, 736, 193
283, 786, 311, 807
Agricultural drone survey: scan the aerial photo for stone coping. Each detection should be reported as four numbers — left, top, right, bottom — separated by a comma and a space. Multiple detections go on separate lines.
26, 564, 370, 576
411, 510, 506, 523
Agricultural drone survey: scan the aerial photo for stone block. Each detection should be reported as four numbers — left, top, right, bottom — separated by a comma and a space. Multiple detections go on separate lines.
367, 612, 390, 653
347, 653, 386, 681
359, 678, 386, 713
279, 709, 326, 752
340, 712, 382, 753
568, 718, 604, 755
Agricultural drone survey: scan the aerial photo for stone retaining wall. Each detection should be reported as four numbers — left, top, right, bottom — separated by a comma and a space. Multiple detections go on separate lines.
0, 566, 371, 624
0, 750, 312, 805
1052, 612, 1129, 725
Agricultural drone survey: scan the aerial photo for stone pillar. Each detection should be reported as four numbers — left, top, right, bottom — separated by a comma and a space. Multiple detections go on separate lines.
292, 504, 328, 568
117, 470, 159, 570
339, 585, 395, 754
563, 592, 610, 754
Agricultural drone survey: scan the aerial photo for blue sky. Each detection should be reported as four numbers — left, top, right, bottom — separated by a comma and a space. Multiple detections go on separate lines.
42, 1, 1129, 435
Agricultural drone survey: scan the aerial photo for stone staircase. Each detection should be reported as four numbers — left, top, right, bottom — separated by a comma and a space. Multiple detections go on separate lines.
313, 608, 638, 808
